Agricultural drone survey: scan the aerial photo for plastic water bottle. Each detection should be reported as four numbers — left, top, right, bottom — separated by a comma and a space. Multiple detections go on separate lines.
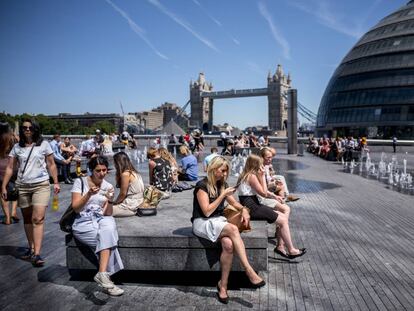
52, 195, 59, 212
76, 161, 82, 176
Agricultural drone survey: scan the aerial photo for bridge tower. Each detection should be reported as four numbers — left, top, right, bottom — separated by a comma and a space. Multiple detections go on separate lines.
267, 64, 291, 133
190, 73, 213, 131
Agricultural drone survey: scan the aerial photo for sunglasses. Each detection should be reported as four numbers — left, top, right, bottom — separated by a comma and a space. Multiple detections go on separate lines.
94, 168, 107, 173
22, 126, 34, 131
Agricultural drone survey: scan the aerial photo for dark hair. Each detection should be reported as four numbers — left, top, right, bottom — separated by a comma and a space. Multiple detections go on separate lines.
0, 122, 14, 157
88, 155, 109, 171
19, 119, 43, 147
113, 152, 138, 187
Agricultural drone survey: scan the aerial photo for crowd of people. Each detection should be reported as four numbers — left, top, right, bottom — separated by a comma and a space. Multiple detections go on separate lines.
219, 132, 270, 156
1, 119, 304, 302
307, 136, 369, 162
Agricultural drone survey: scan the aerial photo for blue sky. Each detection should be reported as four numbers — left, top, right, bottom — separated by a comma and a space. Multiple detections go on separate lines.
0, 0, 407, 129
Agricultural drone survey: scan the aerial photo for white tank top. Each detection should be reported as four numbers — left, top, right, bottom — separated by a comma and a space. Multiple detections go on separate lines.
237, 180, 256, 196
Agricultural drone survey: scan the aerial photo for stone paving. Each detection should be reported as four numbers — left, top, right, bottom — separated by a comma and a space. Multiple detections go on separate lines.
0, 150, 413, 310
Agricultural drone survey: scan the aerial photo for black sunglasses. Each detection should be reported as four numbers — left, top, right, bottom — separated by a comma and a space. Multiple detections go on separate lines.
22, 126, 34, 131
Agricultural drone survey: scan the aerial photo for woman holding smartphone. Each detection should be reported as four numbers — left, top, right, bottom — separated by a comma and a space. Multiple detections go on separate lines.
192, 156, 265, 304
237, 154, 306, 259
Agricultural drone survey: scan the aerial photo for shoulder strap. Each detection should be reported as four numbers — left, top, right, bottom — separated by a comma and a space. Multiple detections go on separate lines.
80, 177, 85, 194
21, 144, 35, 178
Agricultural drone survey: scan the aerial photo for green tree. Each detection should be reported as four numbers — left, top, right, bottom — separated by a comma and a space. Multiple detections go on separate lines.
92, 121, 115, 134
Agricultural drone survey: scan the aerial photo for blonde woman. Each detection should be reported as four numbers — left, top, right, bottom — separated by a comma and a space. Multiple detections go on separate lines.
237, 154, 306, 259
178, 145, 198, 181
192, 156, 265, 304
158, 147, 178, 183
147, 147, 173, 193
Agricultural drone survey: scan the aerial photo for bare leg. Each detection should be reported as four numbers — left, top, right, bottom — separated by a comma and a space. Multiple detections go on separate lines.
1, 198, 11, 224
11, 200, 18, 219
218, 237, 233, 299
31, 205, 46, 256
21, 207, 34, 250
274, 202, 290, 252
98, 249, 111, 272
275, 212, 300, 255
219, 224, 263, 284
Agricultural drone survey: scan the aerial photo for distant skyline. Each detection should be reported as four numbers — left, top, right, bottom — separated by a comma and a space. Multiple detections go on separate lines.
0, 0, 407, 129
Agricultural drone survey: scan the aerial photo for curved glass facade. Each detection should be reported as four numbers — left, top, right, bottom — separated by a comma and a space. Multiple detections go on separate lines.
317, 1, 414, 139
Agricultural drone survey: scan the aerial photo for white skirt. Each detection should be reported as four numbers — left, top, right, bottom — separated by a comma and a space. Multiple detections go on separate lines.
192, 216, 228, 242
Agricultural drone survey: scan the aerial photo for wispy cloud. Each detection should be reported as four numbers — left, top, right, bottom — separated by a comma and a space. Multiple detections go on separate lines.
105, 0, 168, 60
191, 0, 240, 46
287, 0, 374, 39
148, 0, 219, 52
191, 0, 221, 26
258, 2, 291, 60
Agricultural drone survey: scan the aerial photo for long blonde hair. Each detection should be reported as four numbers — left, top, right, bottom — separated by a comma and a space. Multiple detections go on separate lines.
206, 156, 230, 198
237, 154, 263, 185
158, 147, 177, 168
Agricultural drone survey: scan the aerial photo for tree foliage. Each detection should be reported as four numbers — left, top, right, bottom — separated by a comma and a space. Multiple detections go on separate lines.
0, 112, 117, 135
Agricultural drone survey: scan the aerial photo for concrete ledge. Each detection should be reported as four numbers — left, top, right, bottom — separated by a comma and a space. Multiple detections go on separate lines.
66, 220, 268, 271
66, 185, 269, 272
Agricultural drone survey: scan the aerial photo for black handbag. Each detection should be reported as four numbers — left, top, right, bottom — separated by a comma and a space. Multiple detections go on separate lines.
4, 145, 35, 201
59, 177, 84, 232
5, 181, 18, 201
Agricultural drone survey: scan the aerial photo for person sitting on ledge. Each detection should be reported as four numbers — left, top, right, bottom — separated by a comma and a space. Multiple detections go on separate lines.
71, 156, 124, 296
147, 147, 173, 196
237, 154, 306, 260
158, 147, 179, 184
178, 145, 198, 181
111, 152, 144, 217
261, 147, 299, 203
192, 156, 265, 304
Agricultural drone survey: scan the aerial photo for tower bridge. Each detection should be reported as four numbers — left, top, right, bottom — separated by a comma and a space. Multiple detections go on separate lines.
200, 87, 269, 99
190, 64, 291, 132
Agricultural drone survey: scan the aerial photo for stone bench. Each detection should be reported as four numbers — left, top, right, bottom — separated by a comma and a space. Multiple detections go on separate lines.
65, 192, 269, 274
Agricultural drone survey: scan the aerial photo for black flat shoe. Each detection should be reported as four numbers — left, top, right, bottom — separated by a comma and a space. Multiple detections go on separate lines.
216, 282, 229, 304
274, 248, 289, 258
287, 248, 307, 259
251, 279, 266, 289
12, 216, 20, 223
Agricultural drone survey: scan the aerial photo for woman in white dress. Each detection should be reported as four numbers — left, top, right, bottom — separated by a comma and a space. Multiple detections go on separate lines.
71, 156, 124, 296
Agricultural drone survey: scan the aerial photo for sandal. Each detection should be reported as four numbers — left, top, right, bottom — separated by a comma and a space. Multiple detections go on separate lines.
31, 255, 45, 267
1, 219, 11, 225
21, 248, 34, 261
11, 216, 20, 223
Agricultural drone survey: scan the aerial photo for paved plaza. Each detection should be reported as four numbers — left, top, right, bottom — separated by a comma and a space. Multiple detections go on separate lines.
1, 150, 413, 310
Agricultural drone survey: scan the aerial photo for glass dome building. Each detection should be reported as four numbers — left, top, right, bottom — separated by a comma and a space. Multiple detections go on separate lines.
317, 1, 414, 139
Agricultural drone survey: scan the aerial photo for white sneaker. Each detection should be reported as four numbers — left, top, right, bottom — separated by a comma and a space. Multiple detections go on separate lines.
94, 272, 115, 289
105, 285, 124, 296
